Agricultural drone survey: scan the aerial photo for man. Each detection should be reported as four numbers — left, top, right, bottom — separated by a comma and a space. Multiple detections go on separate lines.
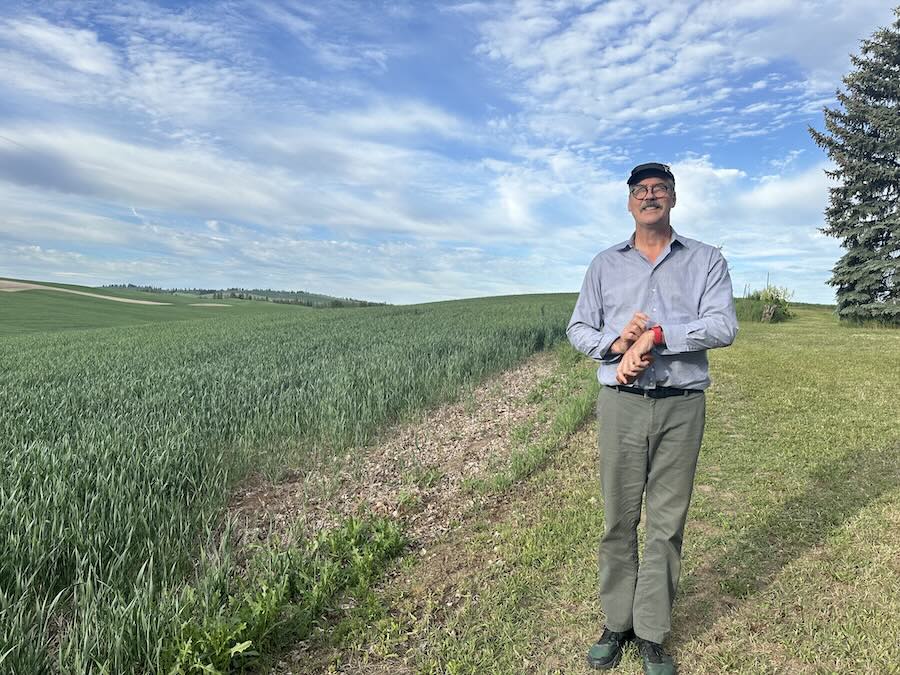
567, 162, 737, 674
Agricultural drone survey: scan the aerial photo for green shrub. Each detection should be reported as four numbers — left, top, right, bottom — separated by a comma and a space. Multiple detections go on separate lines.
736, 285, 793, 323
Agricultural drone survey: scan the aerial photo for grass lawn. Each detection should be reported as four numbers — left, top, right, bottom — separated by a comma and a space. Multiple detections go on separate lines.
312, 306, 900, 674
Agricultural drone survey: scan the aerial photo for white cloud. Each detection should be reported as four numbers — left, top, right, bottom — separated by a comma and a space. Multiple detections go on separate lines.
0, 230, 573, 305
443, 2, 494, 15
0, 16, 119, 76
742, 101, 781, 114
0, 243, 177, 283
122, 39, 252, 122
255, 0, 404, 72
332, 101, 464, 138
1, 116, 568, 247
733, 0, 895, 88
470, 0, 897, 144
0, 48, 102, 103
767, 149, 804, 172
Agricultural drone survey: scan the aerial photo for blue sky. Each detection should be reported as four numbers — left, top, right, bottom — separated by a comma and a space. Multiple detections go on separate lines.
0, 1, 895, 304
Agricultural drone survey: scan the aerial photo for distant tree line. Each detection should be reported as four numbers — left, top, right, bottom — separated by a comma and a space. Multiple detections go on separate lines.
102, 283, 386, 308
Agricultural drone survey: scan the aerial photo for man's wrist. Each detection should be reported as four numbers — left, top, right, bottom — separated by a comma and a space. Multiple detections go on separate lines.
652, 325, 665, 346
609, 337, 627, 355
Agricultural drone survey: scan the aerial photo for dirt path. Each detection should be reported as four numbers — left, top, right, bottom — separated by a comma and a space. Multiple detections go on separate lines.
229, 349, 560, 556
0, 279, 172, 305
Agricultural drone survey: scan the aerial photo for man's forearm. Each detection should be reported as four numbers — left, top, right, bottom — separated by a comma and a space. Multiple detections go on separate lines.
566, 322, 620, 362
659, 314, 737, 353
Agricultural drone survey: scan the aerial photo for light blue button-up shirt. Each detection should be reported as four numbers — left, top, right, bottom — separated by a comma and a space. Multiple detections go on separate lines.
566, 231, 738, 390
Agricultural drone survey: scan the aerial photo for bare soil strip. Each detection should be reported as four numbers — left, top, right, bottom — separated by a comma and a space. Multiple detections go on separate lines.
0, 279, 172, 305
229, 349, 559, 554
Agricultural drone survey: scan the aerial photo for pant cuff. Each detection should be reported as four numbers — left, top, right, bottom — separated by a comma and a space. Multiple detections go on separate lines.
634, 629, 667, 644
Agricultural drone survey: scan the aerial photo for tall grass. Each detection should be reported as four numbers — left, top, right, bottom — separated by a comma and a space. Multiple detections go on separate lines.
0, 294, 574, 672
734, 285, 794, 323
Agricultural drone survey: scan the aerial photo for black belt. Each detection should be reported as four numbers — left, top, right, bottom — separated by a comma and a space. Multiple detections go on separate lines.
607, 385, 701, 399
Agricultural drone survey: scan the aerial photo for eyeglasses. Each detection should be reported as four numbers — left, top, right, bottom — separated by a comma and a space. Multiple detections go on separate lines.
629, 183, 672, 199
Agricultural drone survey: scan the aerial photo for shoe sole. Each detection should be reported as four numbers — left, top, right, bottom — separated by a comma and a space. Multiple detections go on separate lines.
586, 650, 622, 670
641, 660, 676, 675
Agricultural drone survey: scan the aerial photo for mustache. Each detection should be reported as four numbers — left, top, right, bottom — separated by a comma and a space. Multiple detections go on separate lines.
641, 200, 663, 210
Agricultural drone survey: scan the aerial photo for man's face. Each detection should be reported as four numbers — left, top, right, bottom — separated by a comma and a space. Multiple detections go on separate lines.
627, 176, 675, 228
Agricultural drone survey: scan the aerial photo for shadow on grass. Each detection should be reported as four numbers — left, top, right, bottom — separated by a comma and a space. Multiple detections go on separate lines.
673, 439, 900, 644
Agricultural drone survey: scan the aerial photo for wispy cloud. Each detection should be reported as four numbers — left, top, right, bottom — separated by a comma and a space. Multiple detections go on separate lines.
0, 16, 119, 75
472, 0, 895, 144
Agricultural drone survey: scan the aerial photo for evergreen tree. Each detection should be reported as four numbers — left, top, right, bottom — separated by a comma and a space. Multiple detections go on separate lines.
809, 7, 900, 324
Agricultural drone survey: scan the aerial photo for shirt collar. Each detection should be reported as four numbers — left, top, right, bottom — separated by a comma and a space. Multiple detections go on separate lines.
616, 229, 688, 251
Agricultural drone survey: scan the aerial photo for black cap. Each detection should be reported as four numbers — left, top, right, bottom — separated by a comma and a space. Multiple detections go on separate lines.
627, 162, 675, 185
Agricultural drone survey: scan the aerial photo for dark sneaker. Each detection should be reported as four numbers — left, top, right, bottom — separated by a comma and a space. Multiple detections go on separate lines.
586, 626, 634, 670
637, 638, 676, 675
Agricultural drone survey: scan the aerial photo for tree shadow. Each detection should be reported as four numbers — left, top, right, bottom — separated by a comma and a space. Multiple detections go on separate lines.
672, 438, 900, 644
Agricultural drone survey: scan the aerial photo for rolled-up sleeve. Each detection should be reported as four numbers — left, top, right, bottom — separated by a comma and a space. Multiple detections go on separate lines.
660, 250, 738, 353
567, 259, 620, 362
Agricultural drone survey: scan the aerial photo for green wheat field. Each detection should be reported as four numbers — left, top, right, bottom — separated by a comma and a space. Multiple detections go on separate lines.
1, 282, 898, 673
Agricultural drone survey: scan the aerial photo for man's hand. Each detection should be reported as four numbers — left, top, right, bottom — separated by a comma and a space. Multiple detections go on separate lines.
615, 330, 656, 384
609, 312, 650, 355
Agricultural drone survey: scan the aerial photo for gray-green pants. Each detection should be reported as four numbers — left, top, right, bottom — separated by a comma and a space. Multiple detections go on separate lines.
596, 385, 706, 644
